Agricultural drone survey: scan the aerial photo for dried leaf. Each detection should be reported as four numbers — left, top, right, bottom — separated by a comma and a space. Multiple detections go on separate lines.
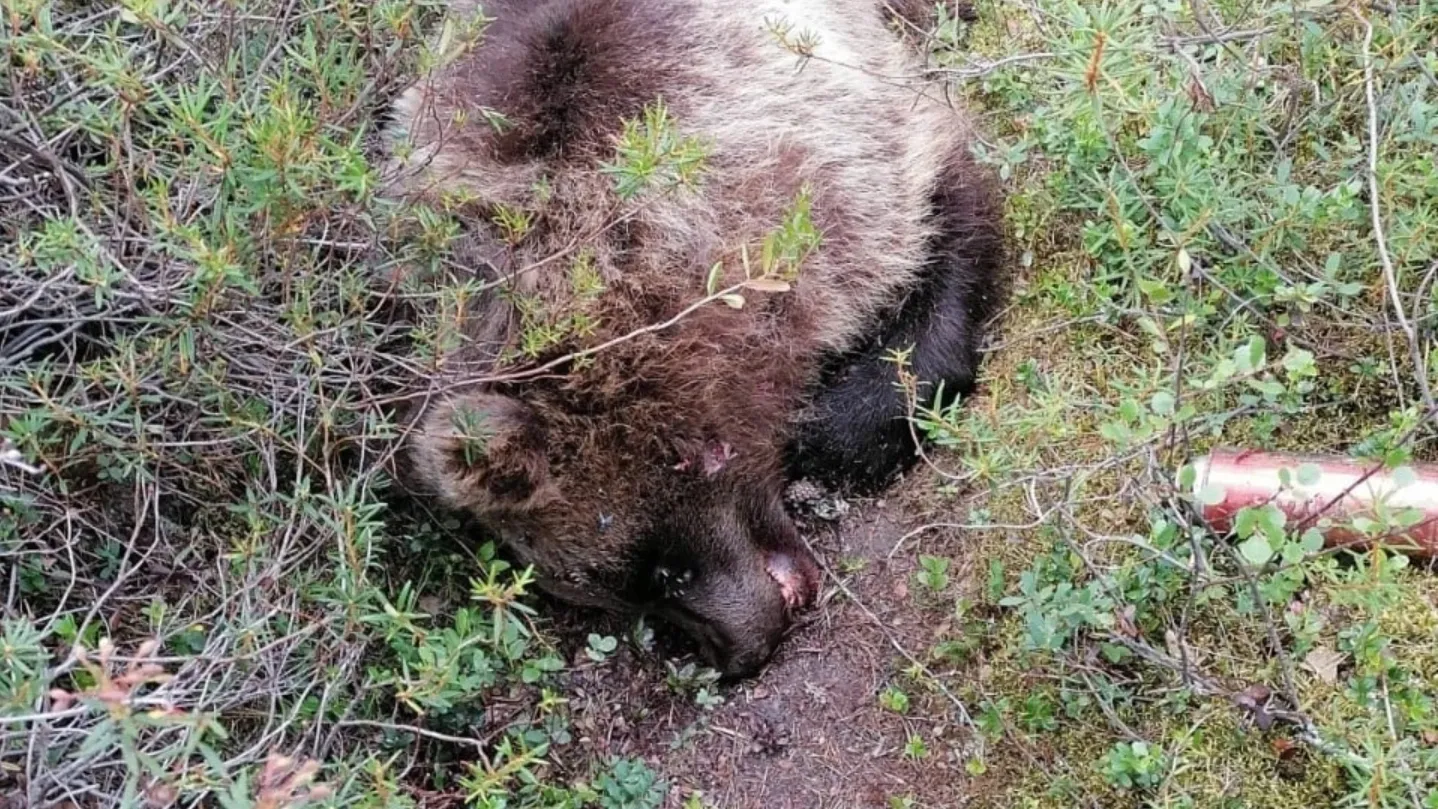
135, 638, 161, 661
1252, 708, 1275, 731
1164, 628, 1186, 659
1233, 683, 1271, 708
1115, 605, 1139, 639
719, 293, 745, 309
705, 261, 724, 295
48, 689, 75, 712
744, 277, 792, 293
1186, 75, 1215, 112
1303, 647, 1345, 686
1233, 683, 1274, 730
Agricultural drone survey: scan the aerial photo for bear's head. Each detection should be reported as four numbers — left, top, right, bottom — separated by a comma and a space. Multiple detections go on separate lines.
409, 390, 822, 677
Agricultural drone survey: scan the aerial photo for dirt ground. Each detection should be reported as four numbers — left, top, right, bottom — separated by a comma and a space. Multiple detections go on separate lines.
540, 474, 989, 809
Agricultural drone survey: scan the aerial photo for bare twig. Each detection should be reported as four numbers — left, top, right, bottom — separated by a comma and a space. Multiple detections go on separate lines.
1355, 9, 1435, 413
939, 51, 1058, 80
1160, 26, 1276, 48
0, 439, 43, 476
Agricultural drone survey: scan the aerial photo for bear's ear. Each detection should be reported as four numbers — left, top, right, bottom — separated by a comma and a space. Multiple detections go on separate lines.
410, 393, 554, 514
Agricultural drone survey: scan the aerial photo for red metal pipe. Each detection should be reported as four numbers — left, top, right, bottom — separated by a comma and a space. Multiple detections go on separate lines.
1190, 448, 1438, 556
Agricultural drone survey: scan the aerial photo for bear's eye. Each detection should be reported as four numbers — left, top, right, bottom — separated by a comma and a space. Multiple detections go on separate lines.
652, 565, 695, 598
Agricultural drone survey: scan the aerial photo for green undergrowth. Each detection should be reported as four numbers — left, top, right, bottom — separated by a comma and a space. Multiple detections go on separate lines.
893, 0, 1438, 805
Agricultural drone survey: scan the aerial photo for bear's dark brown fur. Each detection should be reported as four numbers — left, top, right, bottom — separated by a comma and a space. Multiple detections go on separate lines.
384, 0, 1007, 676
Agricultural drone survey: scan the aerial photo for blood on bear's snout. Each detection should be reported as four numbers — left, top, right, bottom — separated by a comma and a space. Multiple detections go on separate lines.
641, 481, 825, 677
766, 547, 822, 610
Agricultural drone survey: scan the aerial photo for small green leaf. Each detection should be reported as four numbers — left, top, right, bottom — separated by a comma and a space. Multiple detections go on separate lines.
1238, 535, 1275, 566
1101, 643, 1132, 663
587, 633, 618, 656
1178, 463, 1197, 491
1256, 504, 1288, 539
986, 559, 1005, 602
1235, 507, 1259, 539
1392, 466, 1417, 489
1233, 336, 1266, 373
1394, 507, 1426, 529
1150, 390, 1175, 415
1248, 336, 1267, 370
1296, 463, 1322, 486
880, 686, 910, 714
1138, 277, 1173, 305
1119, 399, 1142, 422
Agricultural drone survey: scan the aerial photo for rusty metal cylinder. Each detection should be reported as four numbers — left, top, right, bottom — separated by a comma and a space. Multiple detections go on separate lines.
1190, 448, 1438, 556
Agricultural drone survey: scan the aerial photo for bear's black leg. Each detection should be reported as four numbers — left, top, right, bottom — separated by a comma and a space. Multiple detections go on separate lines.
786, 154, 1006, 495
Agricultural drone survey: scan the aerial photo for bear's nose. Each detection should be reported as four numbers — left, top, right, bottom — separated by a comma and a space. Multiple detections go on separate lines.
676, 611, 785, 680
713, 631, 783, 679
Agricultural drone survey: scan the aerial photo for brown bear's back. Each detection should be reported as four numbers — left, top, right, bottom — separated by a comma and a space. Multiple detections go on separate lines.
383, 0, 972, 371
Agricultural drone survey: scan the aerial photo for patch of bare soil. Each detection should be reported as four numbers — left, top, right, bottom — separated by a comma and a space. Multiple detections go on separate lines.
543, 474, 984, 808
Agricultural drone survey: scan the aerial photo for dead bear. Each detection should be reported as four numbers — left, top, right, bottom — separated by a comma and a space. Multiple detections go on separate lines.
385, 0, 1007, 677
